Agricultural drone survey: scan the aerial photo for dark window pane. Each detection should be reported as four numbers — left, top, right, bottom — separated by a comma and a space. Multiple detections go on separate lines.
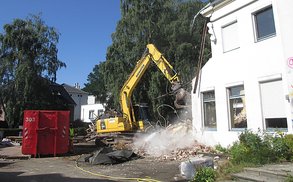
204, 102, 217, 128
229, 85, 244, 97
202, 91, 217, 129
203, 91, 215, 101
255, 7, 276, 40
266, 118, 287, 129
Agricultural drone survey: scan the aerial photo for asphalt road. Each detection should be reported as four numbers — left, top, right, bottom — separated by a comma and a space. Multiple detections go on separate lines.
0, 157, 115, 182
0, 144, 186, 182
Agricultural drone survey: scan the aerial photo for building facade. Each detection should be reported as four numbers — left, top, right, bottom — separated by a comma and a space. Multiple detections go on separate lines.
62, 83, 88, 121
192, 0, 293, 147
81, 95, 105, 123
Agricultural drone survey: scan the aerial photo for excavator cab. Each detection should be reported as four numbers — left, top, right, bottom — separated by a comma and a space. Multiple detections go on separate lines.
133, 103, 151, 130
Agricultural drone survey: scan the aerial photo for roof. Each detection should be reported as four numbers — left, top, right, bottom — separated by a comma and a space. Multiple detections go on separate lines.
62, 83, 89, 95
200, 0, 234, 17
50, 83, 76, 105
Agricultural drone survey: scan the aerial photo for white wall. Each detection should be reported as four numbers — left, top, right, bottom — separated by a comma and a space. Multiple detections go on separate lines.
192, 0, 293, 147
87, 95, 96, 105
274, 0, 293, 130
71, 93, 88, 121
81, 104, 105, 123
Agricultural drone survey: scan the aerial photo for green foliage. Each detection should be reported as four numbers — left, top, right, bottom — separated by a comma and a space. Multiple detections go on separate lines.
285, 174, 293, 182
216, 132, 293, 180
284, 134, 293, 160
83, 63, 108, 104
0, 15, 66, 127
84, 0, 209, 120
215, 144, 229, 154
229, 130, 293, 165
191, 167, 216, 182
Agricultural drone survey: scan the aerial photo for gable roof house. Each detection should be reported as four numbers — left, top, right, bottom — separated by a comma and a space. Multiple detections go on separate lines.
62, 83, 88, 121
192, 0, 293, 147
80, 95, 105, 123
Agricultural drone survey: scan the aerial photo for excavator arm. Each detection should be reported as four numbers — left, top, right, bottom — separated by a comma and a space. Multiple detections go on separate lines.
120, 44, 185, 130
96, 44, 187, 134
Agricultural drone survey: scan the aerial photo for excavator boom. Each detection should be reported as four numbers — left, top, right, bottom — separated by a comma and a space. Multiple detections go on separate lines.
96, 44, 187, 134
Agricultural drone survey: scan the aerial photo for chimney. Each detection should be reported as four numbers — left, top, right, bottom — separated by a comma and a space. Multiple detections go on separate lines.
75, 83, 80, 89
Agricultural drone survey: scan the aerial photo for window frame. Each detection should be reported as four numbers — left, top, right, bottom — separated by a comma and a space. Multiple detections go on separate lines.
253, 5, 276, 42
98, 109, 104, 117
88, 110, 95, 120
201, 90, 217, 130
221, 20, 240, 53
259, 79, 288, 131
227, 85, 247, 131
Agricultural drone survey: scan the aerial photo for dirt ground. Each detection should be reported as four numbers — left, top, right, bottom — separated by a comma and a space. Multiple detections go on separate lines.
0, 143, 188, 182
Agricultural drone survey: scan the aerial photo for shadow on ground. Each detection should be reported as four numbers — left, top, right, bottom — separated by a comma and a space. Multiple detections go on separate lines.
0, 172, 115, 182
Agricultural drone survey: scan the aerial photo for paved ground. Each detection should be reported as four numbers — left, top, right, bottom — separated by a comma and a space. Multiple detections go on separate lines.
0, 145, 30, 159
2, 144, 293, 182
0, 144, 186, 182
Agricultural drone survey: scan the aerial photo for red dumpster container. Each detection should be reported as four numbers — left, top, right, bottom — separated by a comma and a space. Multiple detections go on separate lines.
22, 110, 70, 157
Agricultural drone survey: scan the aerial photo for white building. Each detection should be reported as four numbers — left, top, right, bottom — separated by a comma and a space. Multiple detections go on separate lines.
62, 83, 88, 121
81, 95, 105, 123
192, 0, 293, 147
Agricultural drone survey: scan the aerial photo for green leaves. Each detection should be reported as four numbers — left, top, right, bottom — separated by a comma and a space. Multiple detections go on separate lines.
0, 15, 66, 127
85, 0, 209, 121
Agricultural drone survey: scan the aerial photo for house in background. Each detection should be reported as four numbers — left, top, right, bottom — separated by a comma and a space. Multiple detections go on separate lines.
192, 0, 293, 147
49, 83, 76, 121
81, 95, 105, 123
62, 83, 88, 121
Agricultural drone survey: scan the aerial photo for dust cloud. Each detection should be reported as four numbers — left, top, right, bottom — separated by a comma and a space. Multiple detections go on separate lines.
132, 120, 197, 157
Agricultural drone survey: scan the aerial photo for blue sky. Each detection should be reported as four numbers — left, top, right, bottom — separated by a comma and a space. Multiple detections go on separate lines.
0, 0, 121, 88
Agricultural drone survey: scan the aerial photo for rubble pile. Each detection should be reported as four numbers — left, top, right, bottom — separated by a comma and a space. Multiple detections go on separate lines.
134, 141, 213, 161
132, 120, 214, 160
160, 144, 214, 161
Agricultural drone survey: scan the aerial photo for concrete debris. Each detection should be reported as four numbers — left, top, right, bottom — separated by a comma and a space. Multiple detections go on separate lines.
134, 142, 213, 161
180, 156, 214, 180
132, 120, 213, 160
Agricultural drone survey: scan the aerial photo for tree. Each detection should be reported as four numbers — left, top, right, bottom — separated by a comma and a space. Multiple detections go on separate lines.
0, 15, 66, 127
83, 62, 108, 104
84, 0, 209, 122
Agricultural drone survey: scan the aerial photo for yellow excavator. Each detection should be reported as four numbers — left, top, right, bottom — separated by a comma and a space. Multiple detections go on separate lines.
95, 44, 188, 140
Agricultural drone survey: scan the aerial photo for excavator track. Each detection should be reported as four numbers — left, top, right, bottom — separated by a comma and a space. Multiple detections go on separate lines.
94, 132, 137, 148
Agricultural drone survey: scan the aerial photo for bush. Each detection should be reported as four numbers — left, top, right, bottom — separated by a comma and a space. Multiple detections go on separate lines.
75, 127, 87, 136
230, 130, 271, 164
229, 130, 293, 165
284, 134, 293, 161
215, 144, 229, 154
215, 132, 293, 180
191, 167, 216, 182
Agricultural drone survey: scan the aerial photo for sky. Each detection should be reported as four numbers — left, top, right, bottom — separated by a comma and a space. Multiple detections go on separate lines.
0, 0, 121, 88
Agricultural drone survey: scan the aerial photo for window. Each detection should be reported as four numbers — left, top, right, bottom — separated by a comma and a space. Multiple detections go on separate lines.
98, 109, 104, 117
222, 21, 239, 52
254, 6, 276, 41
89, 110, 95, 119
202, 91, 217, 129
228, 85, 247, 129
260, 80, 287, 130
